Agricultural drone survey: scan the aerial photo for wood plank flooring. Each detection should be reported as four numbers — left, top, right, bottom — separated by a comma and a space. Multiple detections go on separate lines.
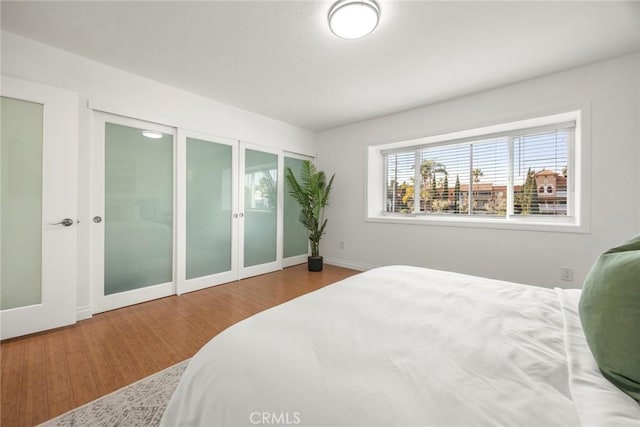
0, 264, 358, 427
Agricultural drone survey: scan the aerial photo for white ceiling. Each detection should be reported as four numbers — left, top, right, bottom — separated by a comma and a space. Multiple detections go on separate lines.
1, 1, 638, 132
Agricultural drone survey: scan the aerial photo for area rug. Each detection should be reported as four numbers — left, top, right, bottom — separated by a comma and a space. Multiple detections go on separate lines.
39, 359, 190, 427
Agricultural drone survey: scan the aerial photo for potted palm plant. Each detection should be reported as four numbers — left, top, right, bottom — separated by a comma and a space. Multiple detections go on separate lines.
285, 160, 335, 271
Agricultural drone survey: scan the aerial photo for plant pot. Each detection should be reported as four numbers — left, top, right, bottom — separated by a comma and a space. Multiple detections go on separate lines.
308, 256, 323, 272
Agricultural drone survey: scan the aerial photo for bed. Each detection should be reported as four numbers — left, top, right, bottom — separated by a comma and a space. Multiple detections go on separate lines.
161, 265, 640, 426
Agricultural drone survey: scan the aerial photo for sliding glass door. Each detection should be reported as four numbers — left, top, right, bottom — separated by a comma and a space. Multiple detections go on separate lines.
93, 114, 175, 313
92, 116, 306, 310
239, 143, 282, 278
179, 138, 289, 289
283, 155, 311, 266
176, 131, 237, 294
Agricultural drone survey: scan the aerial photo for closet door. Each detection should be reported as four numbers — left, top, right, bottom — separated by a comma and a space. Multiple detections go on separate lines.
283, 154, 311, 267
176, 131, 237, 294
239, 143, 283, 278
92, 114, 175, 313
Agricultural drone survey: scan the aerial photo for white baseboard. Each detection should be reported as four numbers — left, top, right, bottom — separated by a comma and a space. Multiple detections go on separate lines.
76, 305, 93, 321
324, 257, 378, 272
283, 255, 308, 268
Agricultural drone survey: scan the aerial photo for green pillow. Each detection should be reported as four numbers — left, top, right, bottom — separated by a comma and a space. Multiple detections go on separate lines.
579, 235, 640, 401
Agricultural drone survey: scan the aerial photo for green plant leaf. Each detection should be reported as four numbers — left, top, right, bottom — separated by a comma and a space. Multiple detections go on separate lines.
285, 160, 334, 258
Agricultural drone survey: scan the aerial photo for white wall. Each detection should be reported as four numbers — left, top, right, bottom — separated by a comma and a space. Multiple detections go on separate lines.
316, 53, 639, 289
1, 31, 316, 317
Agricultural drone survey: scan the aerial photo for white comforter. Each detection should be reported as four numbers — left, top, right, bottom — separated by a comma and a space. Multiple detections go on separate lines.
161, 266, 640, 426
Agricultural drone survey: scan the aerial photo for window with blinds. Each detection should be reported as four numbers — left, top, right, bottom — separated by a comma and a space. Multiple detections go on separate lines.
383, 123, 574, 220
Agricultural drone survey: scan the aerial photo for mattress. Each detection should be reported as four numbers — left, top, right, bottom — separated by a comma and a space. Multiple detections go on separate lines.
161, 265, 640, 426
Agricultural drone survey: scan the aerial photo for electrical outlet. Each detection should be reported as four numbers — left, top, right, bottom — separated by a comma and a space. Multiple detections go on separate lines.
560, 267, 574, 281
339, 241, 345, 250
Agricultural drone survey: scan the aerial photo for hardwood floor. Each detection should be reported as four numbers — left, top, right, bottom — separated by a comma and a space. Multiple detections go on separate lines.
0, 264, 358, 427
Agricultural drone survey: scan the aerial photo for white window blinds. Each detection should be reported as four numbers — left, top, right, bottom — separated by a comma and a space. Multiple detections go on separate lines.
383, 123, 574, 219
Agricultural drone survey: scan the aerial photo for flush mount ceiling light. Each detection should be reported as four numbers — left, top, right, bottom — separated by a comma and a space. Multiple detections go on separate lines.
142, 130, 163, 139
328, 0, 380, 39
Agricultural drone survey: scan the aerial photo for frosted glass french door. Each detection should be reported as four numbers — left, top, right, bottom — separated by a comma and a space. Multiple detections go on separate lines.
0, 77, 78, 339
92, 114, 176, 313
176, 130, 238, 295
239, 143, 283, 279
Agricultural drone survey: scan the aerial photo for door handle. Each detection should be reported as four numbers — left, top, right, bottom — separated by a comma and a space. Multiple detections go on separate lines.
51, 218, 74, 227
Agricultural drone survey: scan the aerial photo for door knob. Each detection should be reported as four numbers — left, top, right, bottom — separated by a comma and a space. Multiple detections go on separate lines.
93, 216, 102, 223
51, 218, 74, 227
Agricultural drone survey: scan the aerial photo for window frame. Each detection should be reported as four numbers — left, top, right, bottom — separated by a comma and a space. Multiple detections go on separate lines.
366, 109, 590, 233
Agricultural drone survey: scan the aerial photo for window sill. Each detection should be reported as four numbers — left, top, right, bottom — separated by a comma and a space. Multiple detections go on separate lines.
365, 213, 589, 234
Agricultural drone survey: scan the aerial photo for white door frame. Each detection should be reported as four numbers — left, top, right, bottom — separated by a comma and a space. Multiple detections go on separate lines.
0, 76, 79, 340
176, 129, 238, 295
91, 112, 177, 313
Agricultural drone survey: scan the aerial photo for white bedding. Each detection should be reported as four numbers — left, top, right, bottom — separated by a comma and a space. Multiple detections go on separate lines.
161, 266, 640, 426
